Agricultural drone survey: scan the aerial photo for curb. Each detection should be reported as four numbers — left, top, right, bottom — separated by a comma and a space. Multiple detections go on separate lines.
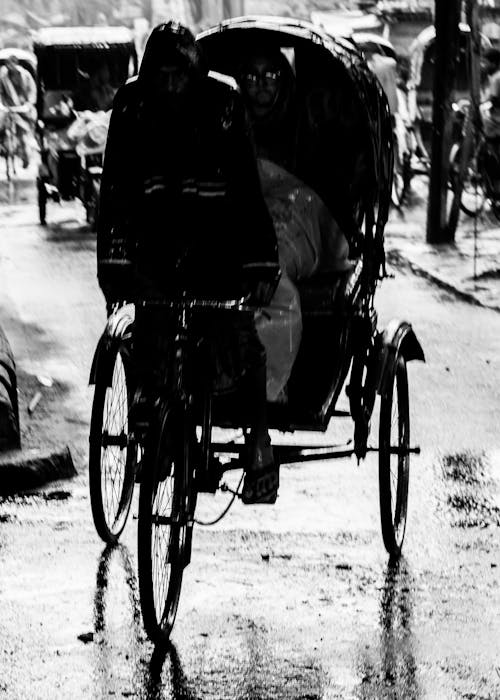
387, 248, 500, 314
0, 325, 20, 450
0, 446, 77, 496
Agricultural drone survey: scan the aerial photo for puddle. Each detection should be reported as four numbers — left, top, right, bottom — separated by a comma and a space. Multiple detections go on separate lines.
441, 452, 487, 485
438, 452, 500, 528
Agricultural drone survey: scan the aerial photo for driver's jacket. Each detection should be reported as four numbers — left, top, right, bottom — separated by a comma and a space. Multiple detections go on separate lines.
97, 74, 279, 300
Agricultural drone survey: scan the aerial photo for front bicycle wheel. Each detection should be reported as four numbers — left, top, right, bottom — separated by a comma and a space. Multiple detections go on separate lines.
89, 346, 136, 544
138, 406, 191, 644
378, 355, 410, 558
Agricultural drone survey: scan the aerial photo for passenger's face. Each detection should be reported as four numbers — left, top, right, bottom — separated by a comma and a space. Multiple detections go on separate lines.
243, 56, 280, 112
153, 63, 190, 96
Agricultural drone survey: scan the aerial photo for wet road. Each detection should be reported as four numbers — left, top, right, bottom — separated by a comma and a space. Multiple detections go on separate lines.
1, 187, 500, 699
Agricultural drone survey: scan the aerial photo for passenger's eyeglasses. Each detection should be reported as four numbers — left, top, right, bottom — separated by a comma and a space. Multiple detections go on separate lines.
243, 70, 280, 86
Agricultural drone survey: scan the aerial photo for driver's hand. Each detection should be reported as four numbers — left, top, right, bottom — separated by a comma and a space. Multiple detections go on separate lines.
249, 280, 277, 306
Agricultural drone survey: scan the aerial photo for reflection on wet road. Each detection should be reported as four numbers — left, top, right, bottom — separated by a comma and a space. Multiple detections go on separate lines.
356, 558, 419, 699
1, 201, 500, 697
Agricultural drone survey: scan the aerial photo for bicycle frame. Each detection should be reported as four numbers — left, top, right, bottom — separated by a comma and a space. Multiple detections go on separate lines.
136, 297, 253, 488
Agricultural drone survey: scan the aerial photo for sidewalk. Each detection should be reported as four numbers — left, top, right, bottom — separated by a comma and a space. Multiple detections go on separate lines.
385, 181, 500, 313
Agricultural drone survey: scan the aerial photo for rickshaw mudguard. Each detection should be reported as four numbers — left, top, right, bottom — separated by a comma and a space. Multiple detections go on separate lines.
377, 319, 425, 398
89, 307, 134, 386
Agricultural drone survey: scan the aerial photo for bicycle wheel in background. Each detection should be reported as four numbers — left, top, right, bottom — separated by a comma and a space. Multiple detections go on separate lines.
89, 345, 136, 544
378, 355, 410, 558
138, 405, 191, 644
449, 142, 486, 218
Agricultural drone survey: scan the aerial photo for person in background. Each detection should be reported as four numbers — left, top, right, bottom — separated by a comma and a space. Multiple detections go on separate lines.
479, 47, 500, 193
0, 54, 36, 168
364, 45, 399, 117
97, 22, 281, 504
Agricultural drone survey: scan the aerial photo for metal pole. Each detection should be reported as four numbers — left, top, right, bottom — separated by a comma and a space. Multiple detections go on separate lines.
426, 0, 462, 243
466, 0, 482, 282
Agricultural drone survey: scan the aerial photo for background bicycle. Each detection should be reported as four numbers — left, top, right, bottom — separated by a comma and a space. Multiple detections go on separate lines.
448, 95, 500, 222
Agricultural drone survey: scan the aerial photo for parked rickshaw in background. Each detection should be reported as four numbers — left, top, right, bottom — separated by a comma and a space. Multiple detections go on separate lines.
33, 27, 138, 229
408, 23, 491, 158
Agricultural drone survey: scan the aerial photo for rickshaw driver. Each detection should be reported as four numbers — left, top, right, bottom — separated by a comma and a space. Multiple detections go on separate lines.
0, 54, 36, 168
97, 22, 281, 504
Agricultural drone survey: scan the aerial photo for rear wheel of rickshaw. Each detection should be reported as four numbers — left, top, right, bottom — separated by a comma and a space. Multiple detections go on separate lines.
378, 355, 410, 558
89, 345, 136, 544
138, 405, 193, 644
37, 178, 47, 226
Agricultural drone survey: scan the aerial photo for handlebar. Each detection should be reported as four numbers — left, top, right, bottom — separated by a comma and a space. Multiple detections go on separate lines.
106, 295, 258, 316
137, 296, 256, 313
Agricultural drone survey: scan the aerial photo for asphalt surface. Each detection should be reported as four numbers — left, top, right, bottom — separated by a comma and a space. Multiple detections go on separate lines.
1, 176, 500, 699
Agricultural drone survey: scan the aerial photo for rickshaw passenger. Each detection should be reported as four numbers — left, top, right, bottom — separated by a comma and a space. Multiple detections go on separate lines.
238, 47, 351, 400
238, 48, 351, 278
97, 22, 281, 504
0, 54, 36, 168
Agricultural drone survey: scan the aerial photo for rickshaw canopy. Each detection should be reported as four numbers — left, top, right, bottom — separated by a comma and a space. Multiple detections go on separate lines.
33, 26, 138, 92
197, 16, 393, 279
33, 26, 135, 50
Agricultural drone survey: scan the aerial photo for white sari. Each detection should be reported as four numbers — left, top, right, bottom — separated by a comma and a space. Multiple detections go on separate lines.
256, 158, 351, 401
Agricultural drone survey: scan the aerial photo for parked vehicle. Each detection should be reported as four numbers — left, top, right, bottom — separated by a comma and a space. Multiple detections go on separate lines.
448, 97, 500, 221
408, 23, 491, 156
33, 26, 138, 229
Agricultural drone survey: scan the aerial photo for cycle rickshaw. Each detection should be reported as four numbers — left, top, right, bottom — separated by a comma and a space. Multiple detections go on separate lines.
33, 26, 138, 229
88, 16, 425, 645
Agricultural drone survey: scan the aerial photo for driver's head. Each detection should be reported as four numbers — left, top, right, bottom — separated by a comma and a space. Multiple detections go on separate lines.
139, 21, 206, 98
